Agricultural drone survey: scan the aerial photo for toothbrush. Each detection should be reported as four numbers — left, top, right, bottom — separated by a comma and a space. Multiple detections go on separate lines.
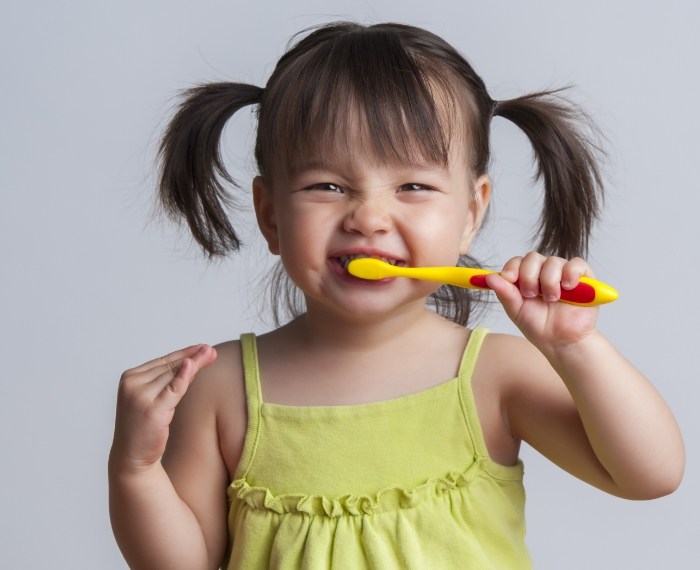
347, 258, 618, 307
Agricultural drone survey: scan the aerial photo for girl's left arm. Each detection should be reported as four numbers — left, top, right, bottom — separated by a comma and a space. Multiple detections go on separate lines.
485, 253, 685, 499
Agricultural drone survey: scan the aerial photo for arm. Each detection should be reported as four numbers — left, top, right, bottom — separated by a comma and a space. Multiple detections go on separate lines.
109, 344, 227, 569
486, 253, 685, 499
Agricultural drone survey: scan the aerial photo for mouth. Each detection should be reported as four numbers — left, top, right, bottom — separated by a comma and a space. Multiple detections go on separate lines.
337, 254, 405, 271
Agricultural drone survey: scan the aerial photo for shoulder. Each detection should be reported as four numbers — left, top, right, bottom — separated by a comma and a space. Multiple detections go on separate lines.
172, 337, 248, 478
477, 332, 550, 380
472, 332, 531, 392
209, 337, 246, 394
178, 337, 245, 413
476, 331, 577, 439
464, 332, 539, 466
477, 331, 565, 398
472, 333, 575, 465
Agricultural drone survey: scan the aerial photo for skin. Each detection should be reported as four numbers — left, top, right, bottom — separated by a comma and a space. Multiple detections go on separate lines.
109, 144, 685, 569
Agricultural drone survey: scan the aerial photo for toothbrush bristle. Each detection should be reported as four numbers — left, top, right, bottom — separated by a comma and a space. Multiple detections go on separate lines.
347, 258, 389, 280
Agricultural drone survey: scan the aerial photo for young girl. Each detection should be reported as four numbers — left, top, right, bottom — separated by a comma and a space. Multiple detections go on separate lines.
109, 22, 684, 569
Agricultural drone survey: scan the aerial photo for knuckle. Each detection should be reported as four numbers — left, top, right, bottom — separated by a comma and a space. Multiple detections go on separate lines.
117, 374, 147, 402
118, 376, 139, 397
163, 357, 181, 375
119, 368, 136, 383
167, 380, 184, 397
117, 381, 141, 403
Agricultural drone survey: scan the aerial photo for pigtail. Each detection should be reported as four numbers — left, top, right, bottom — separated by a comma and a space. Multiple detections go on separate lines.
158, 82, 263, 256
494, 90, 605, 259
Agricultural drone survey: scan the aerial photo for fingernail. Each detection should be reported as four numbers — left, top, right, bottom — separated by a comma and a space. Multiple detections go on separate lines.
545, 294, 558, 302
522, 290, 538, 298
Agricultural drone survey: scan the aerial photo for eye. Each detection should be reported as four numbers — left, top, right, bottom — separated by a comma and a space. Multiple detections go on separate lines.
400, 183, 435, 192
304, 182, 343, 193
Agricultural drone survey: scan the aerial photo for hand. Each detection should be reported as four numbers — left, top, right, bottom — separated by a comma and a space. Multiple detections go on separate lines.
485, 253, 599, 352
110, 344, 217, 473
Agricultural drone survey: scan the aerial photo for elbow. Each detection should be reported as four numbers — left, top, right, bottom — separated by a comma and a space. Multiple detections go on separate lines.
636, 474, 683, 500
649, 439, 687, 499
650, 459, 685, 499
625, 431, 686, 500
620, 453, 685, 500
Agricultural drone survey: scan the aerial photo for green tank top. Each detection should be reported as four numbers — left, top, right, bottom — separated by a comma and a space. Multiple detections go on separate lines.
225, 328, 531, 569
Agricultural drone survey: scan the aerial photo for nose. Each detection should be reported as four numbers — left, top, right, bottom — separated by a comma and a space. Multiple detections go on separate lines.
342, 196, 393, 236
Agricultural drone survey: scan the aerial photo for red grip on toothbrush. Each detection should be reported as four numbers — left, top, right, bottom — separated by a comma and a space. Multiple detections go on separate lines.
468, 275, 490, 289
558, 281, 595, 304
469, 275, 596, 304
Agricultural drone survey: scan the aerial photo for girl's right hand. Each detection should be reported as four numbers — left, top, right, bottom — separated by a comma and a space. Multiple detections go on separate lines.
110, 344, 217, 474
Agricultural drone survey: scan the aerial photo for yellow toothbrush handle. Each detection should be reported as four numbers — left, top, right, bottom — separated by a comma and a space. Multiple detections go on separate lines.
391, 265, 495, 288
347, 259, 618, 307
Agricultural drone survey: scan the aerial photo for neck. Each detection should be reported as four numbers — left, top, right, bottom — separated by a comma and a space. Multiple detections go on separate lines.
287, 300, 448, 352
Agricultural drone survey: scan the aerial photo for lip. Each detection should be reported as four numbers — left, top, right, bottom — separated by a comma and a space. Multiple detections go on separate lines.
329, 247, 406, 264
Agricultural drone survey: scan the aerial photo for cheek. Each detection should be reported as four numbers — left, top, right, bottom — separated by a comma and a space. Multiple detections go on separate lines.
410, 217, 471, 267
275, 209, 335, 269
414, 203, 471, 250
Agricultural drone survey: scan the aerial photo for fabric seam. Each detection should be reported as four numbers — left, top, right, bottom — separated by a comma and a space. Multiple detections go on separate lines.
234, 333, 263, 480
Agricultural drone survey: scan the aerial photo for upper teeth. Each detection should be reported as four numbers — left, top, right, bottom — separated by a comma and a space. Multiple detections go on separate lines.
340, 255, 398, 269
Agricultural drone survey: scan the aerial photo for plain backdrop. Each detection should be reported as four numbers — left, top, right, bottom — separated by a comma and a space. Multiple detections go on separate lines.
1, 1, 698, 568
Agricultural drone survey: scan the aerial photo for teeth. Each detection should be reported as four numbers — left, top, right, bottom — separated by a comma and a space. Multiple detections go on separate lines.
339, 254, 398, 269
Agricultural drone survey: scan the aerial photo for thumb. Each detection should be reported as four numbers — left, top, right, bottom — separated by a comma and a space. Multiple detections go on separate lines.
485, 273, 524, 321
156, 345, 217, 410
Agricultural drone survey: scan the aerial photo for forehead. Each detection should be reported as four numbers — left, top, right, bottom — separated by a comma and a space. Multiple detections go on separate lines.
276, 84, 472, 179
285, 124, 470, 185
256, 27, 476, 177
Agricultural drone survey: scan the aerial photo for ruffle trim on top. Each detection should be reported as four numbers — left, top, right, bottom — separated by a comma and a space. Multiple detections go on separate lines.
230, 458, 499, 518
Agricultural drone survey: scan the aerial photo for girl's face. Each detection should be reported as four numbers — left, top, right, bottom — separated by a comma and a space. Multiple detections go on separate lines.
253, 143, 490, 322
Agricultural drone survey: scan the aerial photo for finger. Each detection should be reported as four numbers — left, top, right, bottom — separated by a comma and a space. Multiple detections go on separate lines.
128, 344, 206, 375
187, 344, 217, 370
153, 344, 216, 383
151, 345, 217, 407
561, 257, 594, 290
121, 345, 217, 398
516, 252, 547, 299
485, 272, 524, 320
153, 357, 196, 410
119, 359, 190, 392
539, 256, 567, 302
499, 256, 523, 283
121, 344, 212, 386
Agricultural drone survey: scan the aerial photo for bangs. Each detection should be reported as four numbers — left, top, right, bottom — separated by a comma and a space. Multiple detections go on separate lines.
256, 25, 469, 176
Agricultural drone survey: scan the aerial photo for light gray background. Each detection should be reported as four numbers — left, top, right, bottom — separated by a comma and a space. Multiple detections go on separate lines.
1, 1, 698, 568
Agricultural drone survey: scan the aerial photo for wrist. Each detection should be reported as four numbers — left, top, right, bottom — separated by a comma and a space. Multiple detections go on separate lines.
108, 444, 163, 480
540, 328, 608, 368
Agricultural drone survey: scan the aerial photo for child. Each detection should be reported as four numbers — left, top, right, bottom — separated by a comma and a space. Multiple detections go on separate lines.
109, 22, 684, 569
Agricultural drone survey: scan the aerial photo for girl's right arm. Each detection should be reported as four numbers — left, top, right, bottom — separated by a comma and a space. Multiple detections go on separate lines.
108, 344, 225, 570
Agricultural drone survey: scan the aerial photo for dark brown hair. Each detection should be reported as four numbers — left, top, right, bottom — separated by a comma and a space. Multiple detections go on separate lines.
158, 22, 604, 326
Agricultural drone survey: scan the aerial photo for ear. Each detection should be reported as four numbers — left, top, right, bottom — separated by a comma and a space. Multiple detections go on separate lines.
459, 174, 491, 255
252, 176, 280, 255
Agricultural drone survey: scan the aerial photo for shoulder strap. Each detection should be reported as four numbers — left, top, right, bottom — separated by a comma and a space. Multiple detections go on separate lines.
234, 333, 263, 479
457, 327, 490, 459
